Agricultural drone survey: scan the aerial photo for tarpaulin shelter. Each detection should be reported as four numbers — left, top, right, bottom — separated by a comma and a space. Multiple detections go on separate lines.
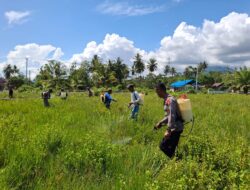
170, 79, 195, 88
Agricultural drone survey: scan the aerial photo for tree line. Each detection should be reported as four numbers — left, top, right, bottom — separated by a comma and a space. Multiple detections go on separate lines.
1, 53, 249, 92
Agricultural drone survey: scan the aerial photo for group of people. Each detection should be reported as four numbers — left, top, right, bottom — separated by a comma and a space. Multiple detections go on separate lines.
41, 88, 68, 107
101, 84, 141, 120
100, 83, 184, 158
41, 82, 184, 158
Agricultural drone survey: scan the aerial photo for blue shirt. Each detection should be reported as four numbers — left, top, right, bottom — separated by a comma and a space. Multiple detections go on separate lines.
104, 92, 112, 104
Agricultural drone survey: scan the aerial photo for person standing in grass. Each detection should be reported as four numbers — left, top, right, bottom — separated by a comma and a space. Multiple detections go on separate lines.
154, 82, 184, 158
127, 84, 141, 120
8, 86, 13, 99
104, 88, 116, 109
59, 88, 68, 100
42, 89, 52, 107
87, 87, 93, 97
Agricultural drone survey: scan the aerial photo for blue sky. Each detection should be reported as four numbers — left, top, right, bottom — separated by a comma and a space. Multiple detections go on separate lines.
0, 0, 250, 77
1, 0, 249, 58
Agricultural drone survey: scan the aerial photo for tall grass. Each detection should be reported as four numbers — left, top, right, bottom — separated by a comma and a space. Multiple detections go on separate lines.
0, 92, 249, 189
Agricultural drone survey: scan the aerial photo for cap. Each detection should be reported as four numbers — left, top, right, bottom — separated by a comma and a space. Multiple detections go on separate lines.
127, 84, 134, 89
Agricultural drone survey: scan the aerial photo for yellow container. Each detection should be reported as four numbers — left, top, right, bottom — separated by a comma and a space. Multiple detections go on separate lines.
138, 93, 145, 105
177, 98, 193, 122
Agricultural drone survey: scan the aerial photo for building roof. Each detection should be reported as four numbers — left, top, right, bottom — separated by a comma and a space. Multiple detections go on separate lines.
0, 78, 6, 84
212, 83, 224, 88
170, 79, 195, 88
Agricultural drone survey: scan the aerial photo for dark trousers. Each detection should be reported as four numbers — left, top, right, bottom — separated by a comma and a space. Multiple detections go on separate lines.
159, 130, 182, 158
105, 103, 110, 109
43, 99, 50, 107
9, 91, 13, 98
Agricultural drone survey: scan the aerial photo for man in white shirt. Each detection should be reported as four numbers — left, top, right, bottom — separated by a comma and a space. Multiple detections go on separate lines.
59, 88, 68, 100
127, 84, 141, 120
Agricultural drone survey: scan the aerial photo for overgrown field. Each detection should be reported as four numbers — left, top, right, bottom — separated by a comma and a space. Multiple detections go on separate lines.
0, 92, 249, 189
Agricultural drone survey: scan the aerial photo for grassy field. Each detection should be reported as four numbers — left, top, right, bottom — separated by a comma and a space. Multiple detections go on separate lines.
0, 92, 249, 189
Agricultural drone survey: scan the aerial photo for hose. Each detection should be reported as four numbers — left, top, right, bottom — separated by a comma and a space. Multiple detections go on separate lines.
181, 116, 195, 138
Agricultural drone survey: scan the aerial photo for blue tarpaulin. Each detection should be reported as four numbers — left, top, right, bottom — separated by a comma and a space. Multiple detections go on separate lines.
170, 79, 195, 88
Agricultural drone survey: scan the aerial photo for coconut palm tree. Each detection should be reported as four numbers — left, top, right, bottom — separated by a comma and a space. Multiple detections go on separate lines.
3, 64, 13, 80
235, 66, 250, 94
147, 58, 158, 73
198, 61, 208, 72
164, 65, 170, 76
183, 66, 193, 78
235, 66, 250, 85
170, 67, 177, 76
113, 57, 129, 84
133, 53, 145, 77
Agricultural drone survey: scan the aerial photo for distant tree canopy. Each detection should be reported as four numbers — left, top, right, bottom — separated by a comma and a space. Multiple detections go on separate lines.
3, 64, 19, 80
1, 56, 249, 93
35, 60, 68, 89
3, 64, 24, 88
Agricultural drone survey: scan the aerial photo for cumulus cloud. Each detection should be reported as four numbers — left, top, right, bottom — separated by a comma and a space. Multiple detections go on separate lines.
70, 12, 250, 73
0, 44, 64, 79
5, 11, 31, 25
97, 1, 164, 16
52, 48, 64, 60
150, 12, 250, 71
1, 12, 250, 78
70, 33, 146, 66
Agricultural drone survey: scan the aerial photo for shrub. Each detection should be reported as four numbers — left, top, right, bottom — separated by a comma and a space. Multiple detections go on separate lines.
18, 85, 35, 92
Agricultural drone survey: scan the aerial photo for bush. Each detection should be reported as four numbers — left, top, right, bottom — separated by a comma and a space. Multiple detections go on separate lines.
116, 84, 126, 91
18, 85, 35, 93
187, 89, 196, 94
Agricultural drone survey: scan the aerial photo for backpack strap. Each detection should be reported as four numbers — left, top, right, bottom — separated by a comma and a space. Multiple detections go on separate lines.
133, 92, 137, 101
165, 96, 184, 123
165, 95, 173, 106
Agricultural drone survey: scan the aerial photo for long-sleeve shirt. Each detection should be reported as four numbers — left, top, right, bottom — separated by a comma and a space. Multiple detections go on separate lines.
130, 91, 140, 106
162, 95, 183, 132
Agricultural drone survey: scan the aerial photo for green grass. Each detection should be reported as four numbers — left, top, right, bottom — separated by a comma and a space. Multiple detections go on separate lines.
0, 92, 249, 189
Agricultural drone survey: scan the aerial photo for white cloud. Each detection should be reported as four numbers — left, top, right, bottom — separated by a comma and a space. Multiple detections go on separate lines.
153, 12, 250, 71
71, 12, 250, 73
1, 12, 250, 79
5, 11, 31, 25
52, 48, 64, 60
97, 1, 164, 16
0, 44, 64, 79
70, 33, 146, 66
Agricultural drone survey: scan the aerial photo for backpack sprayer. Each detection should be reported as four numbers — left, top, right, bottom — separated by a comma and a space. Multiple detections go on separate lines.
152, 94, 195, 137
177, 95, 195, 137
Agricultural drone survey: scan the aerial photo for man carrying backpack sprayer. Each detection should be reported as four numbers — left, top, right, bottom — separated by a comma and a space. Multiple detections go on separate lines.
104, 88, 117, 109
42, 89, 53, 107
127, 84, 141, 120
154, 82, 184, 158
